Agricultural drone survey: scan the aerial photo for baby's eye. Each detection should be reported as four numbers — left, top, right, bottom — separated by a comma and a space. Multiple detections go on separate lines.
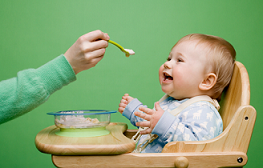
177, 58, 183, 62
167, 57, 171, 61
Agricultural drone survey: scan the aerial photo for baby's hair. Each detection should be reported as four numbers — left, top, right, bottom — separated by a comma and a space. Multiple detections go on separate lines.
175, 34, 236, 100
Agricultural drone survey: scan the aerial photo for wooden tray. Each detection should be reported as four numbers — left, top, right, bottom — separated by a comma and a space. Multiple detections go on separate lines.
35, 122, 135, 155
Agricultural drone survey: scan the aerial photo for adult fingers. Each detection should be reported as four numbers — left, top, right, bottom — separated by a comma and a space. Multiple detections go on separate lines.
84, 48, 106, 61
90, 55, 104, 66
83, 40, 108, 53
82, 30, 110, 42
81, 55, 104, 70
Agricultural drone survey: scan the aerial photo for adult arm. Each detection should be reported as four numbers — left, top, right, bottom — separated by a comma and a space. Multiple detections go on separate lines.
0, 55, 76, 124
0, 30, 110, 124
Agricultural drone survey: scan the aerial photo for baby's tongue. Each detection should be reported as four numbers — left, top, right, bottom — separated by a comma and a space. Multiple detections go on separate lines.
165, 76, 173, 81
167, 76, 173, 80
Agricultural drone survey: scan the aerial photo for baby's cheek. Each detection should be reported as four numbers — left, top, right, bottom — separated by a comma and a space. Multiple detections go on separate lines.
172, 73, 185, 88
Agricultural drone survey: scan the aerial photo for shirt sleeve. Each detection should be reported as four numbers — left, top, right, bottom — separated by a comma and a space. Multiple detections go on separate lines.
122, 98, 148, 127
152, 101, 223, 144
0, 54, 76, 124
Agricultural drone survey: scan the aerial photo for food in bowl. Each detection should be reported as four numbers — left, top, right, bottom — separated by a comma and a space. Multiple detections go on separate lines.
47, 110, 116, 129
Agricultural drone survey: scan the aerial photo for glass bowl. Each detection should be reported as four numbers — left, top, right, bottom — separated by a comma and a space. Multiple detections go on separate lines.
47, 110, 116, 129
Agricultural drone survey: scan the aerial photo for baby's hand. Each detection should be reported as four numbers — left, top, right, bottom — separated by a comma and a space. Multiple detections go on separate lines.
134, 102, 164, 134
118, 94, 134, 114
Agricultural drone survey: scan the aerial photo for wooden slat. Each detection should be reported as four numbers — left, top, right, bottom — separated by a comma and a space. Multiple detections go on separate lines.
220, 61, 250, 130
52, 152, 247, 168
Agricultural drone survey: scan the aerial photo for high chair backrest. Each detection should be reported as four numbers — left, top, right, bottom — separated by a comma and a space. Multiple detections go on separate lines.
219, 61, 250, 130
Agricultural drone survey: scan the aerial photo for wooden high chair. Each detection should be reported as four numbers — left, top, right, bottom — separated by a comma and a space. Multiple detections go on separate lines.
51, 61, 256, 168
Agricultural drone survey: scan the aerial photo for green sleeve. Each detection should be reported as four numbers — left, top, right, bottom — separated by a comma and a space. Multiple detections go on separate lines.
0, 54, 76, 124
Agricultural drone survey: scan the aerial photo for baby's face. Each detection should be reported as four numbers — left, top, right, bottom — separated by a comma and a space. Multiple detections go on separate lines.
159, 40, 209, 99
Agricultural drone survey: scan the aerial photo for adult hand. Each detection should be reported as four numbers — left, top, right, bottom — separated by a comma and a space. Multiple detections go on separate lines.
134, 102, 164, 134
64, 30, 110, 74
118, 94, 134, 114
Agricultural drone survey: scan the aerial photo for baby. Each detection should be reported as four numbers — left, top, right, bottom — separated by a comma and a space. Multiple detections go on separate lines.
118, 34, 236, 153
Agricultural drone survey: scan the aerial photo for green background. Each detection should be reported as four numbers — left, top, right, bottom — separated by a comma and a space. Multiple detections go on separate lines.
0, 0, 262, 167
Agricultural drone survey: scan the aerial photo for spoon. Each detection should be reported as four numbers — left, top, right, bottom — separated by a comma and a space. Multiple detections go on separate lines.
108, 40, 135, 57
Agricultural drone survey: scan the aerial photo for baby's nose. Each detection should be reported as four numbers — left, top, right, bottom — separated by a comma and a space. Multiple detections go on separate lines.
164, 61, 172, 69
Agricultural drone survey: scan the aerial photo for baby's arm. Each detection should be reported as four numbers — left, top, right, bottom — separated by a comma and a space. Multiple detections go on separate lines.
152, 103, 223, 144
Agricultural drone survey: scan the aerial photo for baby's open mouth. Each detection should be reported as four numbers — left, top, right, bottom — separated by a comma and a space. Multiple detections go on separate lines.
164, 72, 173, 81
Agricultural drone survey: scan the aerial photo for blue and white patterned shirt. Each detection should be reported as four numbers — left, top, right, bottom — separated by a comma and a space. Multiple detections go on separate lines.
123, 96, 223, 153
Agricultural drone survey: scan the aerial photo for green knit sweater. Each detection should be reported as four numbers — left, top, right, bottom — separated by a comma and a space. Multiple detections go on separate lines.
0, 55, 76, 124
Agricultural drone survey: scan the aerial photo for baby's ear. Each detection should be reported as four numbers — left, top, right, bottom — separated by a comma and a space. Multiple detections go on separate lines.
199, 73, 217, 91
